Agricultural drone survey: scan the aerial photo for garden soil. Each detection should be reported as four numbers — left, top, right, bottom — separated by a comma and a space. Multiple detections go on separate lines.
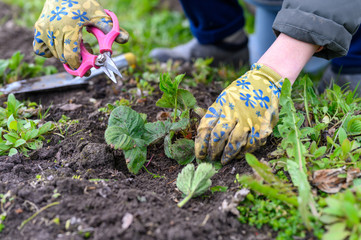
0, 2, 283, 240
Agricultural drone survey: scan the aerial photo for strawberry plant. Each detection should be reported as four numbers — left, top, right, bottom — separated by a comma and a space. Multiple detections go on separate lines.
105, 74, 200, 174
176, 163, 216, 207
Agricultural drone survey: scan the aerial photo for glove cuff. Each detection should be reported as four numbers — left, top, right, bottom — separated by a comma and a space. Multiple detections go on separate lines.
251, 63, 283, 85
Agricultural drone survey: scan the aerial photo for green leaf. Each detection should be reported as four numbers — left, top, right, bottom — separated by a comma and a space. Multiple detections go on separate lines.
323, 198, 344, 217
168, 138, 195, 165
170, 118, 189, 131
8, 51, 24, 70
341, 139, 352, 155
105, 126, 136, 150
6, 94, 22, 118
338, 127, 347, 145
314, 146, 327, 158
107, 106, 145, 138
3, 133, 17, 144
287, 160, 315, 229
0, 143, 11, 151
344, 201, 359, 225
143, 120, 172, 145
164, 134, 172, 159
177, 89, 197, 110
240, 153, 298, 207
156, 94, 175, 109
24, 129, 39, 141
38, 122, 54, 135
124, 143, 147, 174
177, 164, 195, 196
27, 140, 43, 150
7, 115, 17, 131
322, 222, 350, 240
176, 163, 216, 207
14, 139, 26, 148
210, 186, 228, 194
8, 148, 18, 156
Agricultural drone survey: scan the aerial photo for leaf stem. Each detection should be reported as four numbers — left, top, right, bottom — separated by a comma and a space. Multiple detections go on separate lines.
177, 193, 193, 208
18, 201, 59, 230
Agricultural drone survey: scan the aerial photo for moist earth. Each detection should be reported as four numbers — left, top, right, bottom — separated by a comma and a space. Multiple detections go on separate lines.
0, 3, 278, 240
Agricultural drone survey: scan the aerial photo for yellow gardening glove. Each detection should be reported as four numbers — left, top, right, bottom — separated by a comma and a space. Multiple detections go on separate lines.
195, 64, 283, 164
33, 0, 129, 69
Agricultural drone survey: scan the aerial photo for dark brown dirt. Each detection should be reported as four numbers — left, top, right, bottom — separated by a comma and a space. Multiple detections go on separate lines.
0, 3, 277, 240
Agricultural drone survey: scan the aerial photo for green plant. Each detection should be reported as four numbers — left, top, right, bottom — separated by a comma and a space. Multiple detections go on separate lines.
191, 58, 215, 85
0, 51, 57, 84
156, 73, 197, 121
237, 195, 324, 240
0, 191, 14, 233
54, 115, 81, 138
0, 94, 54, 156
156, 73, 198, 163
105, 105, 194, 174
321, 187, 361, 240
176, 163, 216, 207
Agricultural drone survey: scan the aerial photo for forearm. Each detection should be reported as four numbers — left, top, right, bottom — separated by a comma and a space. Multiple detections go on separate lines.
257, 33, 319, 84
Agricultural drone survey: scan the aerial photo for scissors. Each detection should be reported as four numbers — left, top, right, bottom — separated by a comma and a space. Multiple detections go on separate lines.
63, 9, 123, 83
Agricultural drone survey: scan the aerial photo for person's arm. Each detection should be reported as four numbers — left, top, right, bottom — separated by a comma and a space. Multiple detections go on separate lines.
258, 33, 319, 84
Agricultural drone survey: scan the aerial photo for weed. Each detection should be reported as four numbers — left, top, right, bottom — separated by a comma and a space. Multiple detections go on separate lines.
0, 191, 14, 233
54, 115, 80, 138
0, 94, 54, 156
0, 52, 57, 84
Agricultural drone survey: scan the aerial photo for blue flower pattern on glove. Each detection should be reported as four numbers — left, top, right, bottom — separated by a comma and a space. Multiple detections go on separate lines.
72, 41, 78, 52
269, 81, 283, 98
227, 141, 241, 157
213, 131, 225, 142
236, 79, 251, 90
205, 107, 225, 125
240, 93, 257, 108
34, 30, 43, 45
50, 6, 68, 22
216, 91, 227, 106
47, 31, 56, 46
60, 54, 67, 63
62, 0, 78, 7
253, 89, 270, 109
249, 127, 260, 144
72, 10, 89, 22
35, 50, 45, 56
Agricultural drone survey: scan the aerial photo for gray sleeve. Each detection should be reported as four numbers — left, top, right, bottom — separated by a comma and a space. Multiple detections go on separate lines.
272, 0, 361, 59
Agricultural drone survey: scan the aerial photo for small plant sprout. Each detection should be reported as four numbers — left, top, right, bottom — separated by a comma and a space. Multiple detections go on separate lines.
176, 163, 216, 208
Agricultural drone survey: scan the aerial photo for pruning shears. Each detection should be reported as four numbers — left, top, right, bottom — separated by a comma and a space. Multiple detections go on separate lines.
63, 9, 123, 83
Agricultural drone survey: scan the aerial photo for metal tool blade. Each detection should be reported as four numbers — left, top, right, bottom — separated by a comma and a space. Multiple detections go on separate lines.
0, 53, 133, 95
100, 66, 117, 83
104, 52, 123, 79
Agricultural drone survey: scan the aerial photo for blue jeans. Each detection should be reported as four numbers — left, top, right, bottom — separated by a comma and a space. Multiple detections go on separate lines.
179, 0, 361, 73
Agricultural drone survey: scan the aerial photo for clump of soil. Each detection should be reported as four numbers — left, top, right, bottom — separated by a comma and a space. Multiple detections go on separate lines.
0, 3, 276, 240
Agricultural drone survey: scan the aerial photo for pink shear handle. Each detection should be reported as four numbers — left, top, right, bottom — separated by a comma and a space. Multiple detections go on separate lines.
63, 9, 120, 77
63, 42, 97, 77
87, 9, 120, 54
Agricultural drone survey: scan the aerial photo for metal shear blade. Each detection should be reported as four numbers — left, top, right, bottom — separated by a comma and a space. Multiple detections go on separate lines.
104, 52, 123, 79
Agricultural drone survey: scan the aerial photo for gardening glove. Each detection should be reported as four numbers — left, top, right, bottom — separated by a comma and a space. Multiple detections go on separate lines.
195, 64, 283, 164
33, 0, 129, 70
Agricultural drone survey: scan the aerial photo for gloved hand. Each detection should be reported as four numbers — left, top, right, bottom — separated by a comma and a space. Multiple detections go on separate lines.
33, 0, 129, 69
195, 64, 283, 164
